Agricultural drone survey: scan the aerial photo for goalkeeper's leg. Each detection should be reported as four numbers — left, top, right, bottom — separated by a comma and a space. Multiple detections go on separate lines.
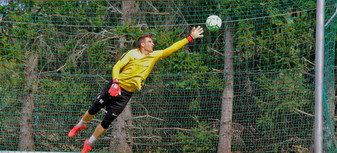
81, 87, 133, 152
68, 90, 109, 137
68, 111, 94, 137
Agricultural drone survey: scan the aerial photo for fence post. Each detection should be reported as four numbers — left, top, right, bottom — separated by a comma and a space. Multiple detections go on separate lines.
314, 0, 325, 152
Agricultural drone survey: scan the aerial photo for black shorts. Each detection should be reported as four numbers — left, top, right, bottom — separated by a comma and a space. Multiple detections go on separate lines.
88, 80, 133, 129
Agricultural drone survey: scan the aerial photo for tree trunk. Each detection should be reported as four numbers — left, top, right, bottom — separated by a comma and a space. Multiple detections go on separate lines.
121, 1, 140, 25
218, 18, 234, 153
109, 1, 140, 152
19, 52, 38, 150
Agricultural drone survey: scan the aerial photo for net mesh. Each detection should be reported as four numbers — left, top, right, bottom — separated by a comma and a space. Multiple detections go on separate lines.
0, 0, 336, 152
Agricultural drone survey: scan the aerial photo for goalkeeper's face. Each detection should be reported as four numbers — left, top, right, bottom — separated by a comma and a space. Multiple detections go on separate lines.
142, 37, 154, 52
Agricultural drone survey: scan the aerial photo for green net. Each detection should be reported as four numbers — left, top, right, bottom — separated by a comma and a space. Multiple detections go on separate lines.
0, 0, 336, 152
323, 1, 336, 152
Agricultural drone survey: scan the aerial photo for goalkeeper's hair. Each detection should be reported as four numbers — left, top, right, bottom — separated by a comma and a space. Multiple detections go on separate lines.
137, 34, 152, 48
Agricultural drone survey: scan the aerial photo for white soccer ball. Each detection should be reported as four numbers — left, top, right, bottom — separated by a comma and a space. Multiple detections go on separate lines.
206, 15, 222, 31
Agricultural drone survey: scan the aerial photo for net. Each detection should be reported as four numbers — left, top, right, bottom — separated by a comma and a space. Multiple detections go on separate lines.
0, 0, 336, 152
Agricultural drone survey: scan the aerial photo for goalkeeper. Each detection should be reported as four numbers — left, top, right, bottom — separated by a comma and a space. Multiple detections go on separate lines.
68, 26, 204, 153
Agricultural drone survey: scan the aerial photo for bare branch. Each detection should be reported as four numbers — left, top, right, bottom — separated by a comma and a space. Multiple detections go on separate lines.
157, 127, 193, 132
126, 114, 165, 121
146, 0, 159, 12
41, 33, 90, 74
143, 12, 170, 15
97, 75, 109, 83
122, 104, 164, 121
302, 71, 314, 77
210, 47, 224, 56
302, 57, 315, 66
294, 108, 314, 117
105, 0, 123, 14
103, 135, 161, 140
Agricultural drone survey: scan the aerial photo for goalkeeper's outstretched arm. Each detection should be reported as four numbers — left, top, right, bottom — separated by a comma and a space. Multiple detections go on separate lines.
161, 26, 204, 58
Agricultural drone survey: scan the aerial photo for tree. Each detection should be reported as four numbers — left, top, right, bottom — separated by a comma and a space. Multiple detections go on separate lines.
20, 52, 38, 150
218, 17, 234, 153
110, 1, 140, 152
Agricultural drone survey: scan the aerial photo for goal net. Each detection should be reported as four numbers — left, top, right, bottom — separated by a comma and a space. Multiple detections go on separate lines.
0, 0, 336, 152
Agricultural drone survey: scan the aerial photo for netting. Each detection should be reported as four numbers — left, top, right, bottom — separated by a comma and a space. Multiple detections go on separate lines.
0, 0, 336, 152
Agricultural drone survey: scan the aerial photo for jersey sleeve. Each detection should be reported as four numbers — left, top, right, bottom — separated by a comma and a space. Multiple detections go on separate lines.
112, 60, 126, 79
160, 38, 189, 59
112, 50, 133, 79
120, 50, 133, 64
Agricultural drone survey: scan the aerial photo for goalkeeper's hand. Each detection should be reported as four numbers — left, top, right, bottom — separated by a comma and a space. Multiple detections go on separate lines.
190, 26, 204, 39
108, 79, 121, 97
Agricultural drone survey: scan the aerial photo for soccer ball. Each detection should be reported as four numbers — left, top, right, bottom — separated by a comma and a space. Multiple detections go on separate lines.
206, 15, 222, 31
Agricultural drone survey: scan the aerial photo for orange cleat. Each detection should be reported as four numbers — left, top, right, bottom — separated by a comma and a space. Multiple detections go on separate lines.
81, 139, 92, 153
68, 124, 86, 137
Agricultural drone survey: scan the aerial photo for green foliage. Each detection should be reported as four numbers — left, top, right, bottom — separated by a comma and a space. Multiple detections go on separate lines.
161, 50, 209, 90
0, 59, 24, 151
177, 116, 218, 152
0, 58, 24, 109
38, 76, 90, 106
254, 69, 313, 139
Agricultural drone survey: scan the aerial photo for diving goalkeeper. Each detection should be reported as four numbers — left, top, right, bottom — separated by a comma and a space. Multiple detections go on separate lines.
68, 26, 204, 153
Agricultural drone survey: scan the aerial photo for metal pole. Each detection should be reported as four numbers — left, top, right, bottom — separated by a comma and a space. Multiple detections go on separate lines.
314, 0, 325, 152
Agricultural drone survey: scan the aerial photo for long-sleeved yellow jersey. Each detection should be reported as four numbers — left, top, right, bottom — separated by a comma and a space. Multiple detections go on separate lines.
112, 38, 189, 92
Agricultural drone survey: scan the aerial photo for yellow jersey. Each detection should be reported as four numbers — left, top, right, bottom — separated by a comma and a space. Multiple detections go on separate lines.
112, 38, 189, 92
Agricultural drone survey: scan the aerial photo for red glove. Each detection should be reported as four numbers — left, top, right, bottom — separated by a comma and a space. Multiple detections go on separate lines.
108, 79, 121, 97
186, 27, 194, 42
186, 35, 193, 42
